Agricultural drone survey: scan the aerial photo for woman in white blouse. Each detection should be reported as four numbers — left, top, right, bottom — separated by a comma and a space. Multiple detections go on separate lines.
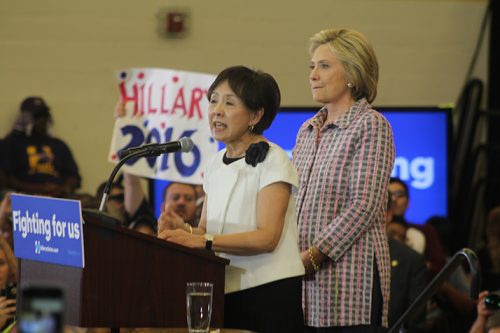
158, 65, 304, 333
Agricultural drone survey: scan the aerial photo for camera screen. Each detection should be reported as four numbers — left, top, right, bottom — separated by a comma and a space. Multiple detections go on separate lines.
485, 293, 500, 310
19, 286, 64, 333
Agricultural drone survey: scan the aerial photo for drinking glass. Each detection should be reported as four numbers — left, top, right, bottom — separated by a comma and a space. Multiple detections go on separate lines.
186, 282, 213, 333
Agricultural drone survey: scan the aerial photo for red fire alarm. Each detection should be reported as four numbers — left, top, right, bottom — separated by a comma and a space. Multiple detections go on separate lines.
166, 11, 185, 34
157, 7, 189, 38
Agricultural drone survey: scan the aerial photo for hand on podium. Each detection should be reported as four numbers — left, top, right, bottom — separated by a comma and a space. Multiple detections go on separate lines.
158, 228, 204, 249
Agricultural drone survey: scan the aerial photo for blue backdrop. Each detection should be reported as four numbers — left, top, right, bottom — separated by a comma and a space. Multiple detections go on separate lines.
153, 107, 450, 225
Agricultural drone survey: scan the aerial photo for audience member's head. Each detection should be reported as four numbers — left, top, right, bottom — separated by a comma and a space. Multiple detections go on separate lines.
96, 181, 126, 223
386, 189, 408, 242
389, 177, 410, 218
17, 96, 53, 136
161, 182, 197, 226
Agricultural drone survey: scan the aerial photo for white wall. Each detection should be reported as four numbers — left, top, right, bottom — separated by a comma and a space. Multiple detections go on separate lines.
0, 0, 489, 194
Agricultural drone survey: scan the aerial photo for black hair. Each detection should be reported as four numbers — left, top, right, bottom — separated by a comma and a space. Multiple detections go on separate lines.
207, 65, 281, 135
162, 182, 197, 202
390, 177, 410, 199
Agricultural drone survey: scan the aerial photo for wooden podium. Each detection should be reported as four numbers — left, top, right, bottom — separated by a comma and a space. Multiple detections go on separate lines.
18, 212, 229, 328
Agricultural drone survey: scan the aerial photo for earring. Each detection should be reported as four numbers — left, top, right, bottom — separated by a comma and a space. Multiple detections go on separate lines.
248, 124, 255, 132
347, 82, 354, 88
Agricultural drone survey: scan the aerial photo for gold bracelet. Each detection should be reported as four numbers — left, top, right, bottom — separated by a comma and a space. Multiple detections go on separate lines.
308, 246, 320, 272
184, 223, 193, 234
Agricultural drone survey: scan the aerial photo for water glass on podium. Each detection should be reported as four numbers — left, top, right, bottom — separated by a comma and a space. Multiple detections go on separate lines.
186, 282, 213, 333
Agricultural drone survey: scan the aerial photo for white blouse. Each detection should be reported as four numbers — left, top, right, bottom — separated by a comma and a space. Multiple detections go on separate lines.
203, 142, 305, 293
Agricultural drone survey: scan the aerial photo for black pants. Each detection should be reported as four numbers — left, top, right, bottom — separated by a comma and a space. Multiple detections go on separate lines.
224, 276, 304, 333
304, 261, 386, 333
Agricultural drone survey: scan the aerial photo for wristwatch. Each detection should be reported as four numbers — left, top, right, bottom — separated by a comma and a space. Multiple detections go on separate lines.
204, 233, 214, 251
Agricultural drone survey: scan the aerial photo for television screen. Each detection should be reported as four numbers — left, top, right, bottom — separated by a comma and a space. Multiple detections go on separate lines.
152, 106, 450, 225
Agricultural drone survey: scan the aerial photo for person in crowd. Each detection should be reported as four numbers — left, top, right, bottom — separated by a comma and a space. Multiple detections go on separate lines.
96, 180, 127, 223
389, 177, 446, 276
0, 238, 17, 331
2, 96, 81, 197
124, 174, 198, 233
387, 194, 429, 332
0, 192, 14, 250
292, 28, 395, 331
158, 65, 305, 333
469, 291, 500, 333
477, 206, 500, 292
123, 174, 197, 235
389, 178, 426, 254
389, 177, 426, 254
424, 215, 476, 333
96, 177, 156, 235
160, 182, 198, 228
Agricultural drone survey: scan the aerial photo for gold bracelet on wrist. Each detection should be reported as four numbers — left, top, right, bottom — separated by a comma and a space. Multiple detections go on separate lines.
184, 223, 193, 234
308, 246, 320, 272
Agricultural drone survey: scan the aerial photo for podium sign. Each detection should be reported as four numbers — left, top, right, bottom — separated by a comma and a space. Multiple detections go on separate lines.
11, 193, 85, 268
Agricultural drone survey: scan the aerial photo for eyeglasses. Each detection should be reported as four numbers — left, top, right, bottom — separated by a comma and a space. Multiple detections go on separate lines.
389, 190, 407, 199
108, 194, 124, 202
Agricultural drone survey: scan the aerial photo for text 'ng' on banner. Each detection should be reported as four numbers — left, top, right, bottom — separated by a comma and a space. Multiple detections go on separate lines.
108, 68, 218, 184
11, 193, 85, 268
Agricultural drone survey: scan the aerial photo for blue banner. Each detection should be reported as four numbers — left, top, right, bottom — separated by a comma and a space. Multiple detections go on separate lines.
11, 194, 85, 268
153, 108, 450, 224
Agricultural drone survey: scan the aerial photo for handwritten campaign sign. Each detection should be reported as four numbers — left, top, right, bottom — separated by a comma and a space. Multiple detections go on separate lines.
11, 193, 85, 268
109, 68, 218, 184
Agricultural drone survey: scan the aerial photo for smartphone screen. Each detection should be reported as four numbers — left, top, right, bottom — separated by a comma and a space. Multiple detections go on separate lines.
18, 286, 64, 333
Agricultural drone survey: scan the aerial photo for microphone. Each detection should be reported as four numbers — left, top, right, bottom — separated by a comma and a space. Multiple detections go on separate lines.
99, 137, 194, 211
118, 137, 194, 159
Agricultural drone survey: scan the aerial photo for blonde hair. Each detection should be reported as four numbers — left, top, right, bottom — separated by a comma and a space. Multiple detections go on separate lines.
0, 237, 18, 284
309, 28, 379, 103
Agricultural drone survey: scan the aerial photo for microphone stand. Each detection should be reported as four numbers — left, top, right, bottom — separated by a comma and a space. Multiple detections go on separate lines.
98, 148, 165, 333
99, 148, 163, 212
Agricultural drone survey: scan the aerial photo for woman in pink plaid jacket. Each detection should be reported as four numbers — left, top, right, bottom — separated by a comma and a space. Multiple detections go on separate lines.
293, 28, 395, 333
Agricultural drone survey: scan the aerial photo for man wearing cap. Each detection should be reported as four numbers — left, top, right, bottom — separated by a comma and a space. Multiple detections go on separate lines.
2, 96, 81, 197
